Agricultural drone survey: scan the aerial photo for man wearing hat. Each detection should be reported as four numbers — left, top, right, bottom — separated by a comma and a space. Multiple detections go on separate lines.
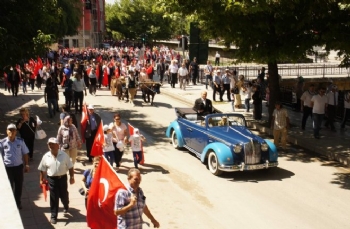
325, 84, 338, 132
85, 104, 101, 162
0, 123, 29, 209
38, 137, 75, 224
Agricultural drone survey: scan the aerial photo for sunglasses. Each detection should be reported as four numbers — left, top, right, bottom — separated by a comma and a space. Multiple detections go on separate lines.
8, 129, 17, 132
115, 118, 120, 121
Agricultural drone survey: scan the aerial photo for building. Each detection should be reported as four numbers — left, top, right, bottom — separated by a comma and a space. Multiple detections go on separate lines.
59, 0, 106, 49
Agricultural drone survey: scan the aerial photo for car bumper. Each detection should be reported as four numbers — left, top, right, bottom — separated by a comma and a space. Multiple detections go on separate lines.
219, 161, 279, 172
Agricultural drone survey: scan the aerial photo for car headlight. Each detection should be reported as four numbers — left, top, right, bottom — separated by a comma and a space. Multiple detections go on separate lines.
261, 143, 269, 151
233, 144, 242, 153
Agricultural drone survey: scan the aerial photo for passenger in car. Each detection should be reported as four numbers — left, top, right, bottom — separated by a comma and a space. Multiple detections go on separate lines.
218, 116, 228, 126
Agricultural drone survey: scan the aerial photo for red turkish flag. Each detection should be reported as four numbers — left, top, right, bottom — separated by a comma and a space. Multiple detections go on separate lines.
96, 66, 100, 80
81, 104, 88, 143
91, 121, 105, 157
127, 123, 145, 165
87, 156, 126, 229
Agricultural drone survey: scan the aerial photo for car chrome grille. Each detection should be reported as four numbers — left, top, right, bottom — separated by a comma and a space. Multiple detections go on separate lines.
244, 140, 261, 164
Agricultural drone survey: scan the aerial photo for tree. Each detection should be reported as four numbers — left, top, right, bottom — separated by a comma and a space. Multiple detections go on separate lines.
106, 0, 173, 43
0, 0, 82, 67
158, 0, 350, 123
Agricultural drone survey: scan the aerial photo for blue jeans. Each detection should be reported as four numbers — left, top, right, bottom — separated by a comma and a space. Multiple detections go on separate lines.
47, 98, 58, 117
245, 98, 251, 112
22, 81, 27, 93
104, 151, 115, 166
133, 151, 142, 168
313, 113, 324, 137
205, 75, 212, 89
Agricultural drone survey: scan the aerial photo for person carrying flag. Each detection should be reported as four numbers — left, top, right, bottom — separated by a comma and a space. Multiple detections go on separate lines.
127, 128, 146, 169
114, 168, 160, 229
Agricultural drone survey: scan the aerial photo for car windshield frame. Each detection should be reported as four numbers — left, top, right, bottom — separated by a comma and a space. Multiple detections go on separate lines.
205, 114, 246, 128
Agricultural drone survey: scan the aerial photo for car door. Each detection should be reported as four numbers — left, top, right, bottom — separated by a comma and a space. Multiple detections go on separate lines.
191, 124, 209, 154
177, 119, 194, 147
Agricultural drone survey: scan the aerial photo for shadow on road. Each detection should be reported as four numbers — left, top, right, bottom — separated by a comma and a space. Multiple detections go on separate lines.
222, 167, 295, 182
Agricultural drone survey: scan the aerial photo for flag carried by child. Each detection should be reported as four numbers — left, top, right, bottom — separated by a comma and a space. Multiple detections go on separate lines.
128, 123, 145, 165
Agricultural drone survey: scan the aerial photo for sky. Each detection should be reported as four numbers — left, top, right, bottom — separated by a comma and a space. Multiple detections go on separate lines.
105, 0, 116, 4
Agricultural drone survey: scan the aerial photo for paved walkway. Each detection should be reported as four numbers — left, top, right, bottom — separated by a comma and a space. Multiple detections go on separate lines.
0, 76, 349, 229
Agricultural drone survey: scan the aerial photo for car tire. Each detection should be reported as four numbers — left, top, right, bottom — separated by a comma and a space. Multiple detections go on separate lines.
171, 130, 179, 149
207, 151, 222, 176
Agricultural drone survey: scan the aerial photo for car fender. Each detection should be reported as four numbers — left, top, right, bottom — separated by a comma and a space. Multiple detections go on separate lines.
201, 142, 233, 165
265, 139, 278, 161
165, 121, 185, 147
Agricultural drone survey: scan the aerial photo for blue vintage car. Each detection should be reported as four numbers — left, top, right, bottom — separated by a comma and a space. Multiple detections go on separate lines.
165, 108, 278, 176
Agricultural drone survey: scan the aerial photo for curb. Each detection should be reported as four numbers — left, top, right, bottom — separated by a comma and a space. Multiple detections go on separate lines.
161, 89, 350, 168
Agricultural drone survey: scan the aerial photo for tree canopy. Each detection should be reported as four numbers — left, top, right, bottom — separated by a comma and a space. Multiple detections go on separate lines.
0, 0, 82, 67
106, 0, 174, 43
159, 0, 350, 122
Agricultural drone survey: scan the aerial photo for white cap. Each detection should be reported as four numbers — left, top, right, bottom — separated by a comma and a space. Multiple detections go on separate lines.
103, 125, 109, 132
109, 123, 114, 130
133, 128, 140, 137
7, 123, 16, 129
47, 137, 59, 144
87, 104, 94, 109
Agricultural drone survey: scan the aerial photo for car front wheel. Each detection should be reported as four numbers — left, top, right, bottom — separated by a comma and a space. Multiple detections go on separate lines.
171, 130, 179, 149
207, 151, 222, 176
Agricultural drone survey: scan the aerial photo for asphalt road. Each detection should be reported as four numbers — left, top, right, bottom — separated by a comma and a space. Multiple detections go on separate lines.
71, 89, 350, 229
15, 87, 349, 229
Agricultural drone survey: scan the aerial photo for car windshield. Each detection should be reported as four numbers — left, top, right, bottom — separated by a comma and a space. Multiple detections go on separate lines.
208, 115, 245, 127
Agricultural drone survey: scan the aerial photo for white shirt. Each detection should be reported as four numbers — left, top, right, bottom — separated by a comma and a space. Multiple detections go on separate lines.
111, 123, 127, 143
244, 87, 252, 99
178, 67, 188, 76
103, 133, 115, 152
169, 64, 178, 74
311, 94, 327, 114
37, 150, 73, 176
326, 91, 338, 106
215, 53, 220, 58
129, 135, 142, 151
300, 90, 315, 107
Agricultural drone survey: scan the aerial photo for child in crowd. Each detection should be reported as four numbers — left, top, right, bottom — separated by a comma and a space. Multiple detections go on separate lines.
128, 128, 146, 168
103, 124, 115, 166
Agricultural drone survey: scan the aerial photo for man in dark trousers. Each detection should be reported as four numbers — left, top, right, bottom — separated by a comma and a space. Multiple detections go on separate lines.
38, 137, 75, 224
8, 66, 21, 96
193, 90, 213, 115
189, 57, 199, 85
0, 123, 29, 210
85, 104, 101, 162
157, 58, 166, 84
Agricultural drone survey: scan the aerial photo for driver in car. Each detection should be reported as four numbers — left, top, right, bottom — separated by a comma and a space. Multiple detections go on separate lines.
193, 90, 213, 115
218, 116, 228, 126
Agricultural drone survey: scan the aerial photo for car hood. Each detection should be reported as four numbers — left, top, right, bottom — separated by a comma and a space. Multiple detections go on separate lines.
209, 126, 264, 144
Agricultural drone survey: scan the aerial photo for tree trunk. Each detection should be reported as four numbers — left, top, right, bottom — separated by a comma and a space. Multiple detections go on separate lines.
267, 61, 280, 125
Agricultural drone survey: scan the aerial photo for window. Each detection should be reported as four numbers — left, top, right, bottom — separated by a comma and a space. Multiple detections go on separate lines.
73, 39, 79, 48
64, 39, 69, 48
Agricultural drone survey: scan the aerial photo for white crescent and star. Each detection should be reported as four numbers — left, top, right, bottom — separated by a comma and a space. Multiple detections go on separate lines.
98, 178, 109, 208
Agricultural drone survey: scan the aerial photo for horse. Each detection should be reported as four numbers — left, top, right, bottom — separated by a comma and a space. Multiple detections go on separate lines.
139, 81, 161, 106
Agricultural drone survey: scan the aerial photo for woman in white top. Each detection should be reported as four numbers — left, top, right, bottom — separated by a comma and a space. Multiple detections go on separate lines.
168, 60, 179, 88
110, 113, 128, 170
242, 82, 252, 112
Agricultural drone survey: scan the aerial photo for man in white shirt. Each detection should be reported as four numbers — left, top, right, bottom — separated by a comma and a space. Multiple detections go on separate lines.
215, 51, 220, 66
311, 87, 328, 139
300, 84, 316, 130
324, 84, 338, 132
72, 74, 87, 114
341, 91, 350, 129
177, 62, 188, 90
204, 60, 213, 89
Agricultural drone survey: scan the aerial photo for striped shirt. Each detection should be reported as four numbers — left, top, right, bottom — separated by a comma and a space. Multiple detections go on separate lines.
114, 185, 146, 229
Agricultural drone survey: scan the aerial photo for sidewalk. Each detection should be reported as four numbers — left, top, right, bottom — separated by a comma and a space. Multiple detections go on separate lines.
157, 78, 350, 167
